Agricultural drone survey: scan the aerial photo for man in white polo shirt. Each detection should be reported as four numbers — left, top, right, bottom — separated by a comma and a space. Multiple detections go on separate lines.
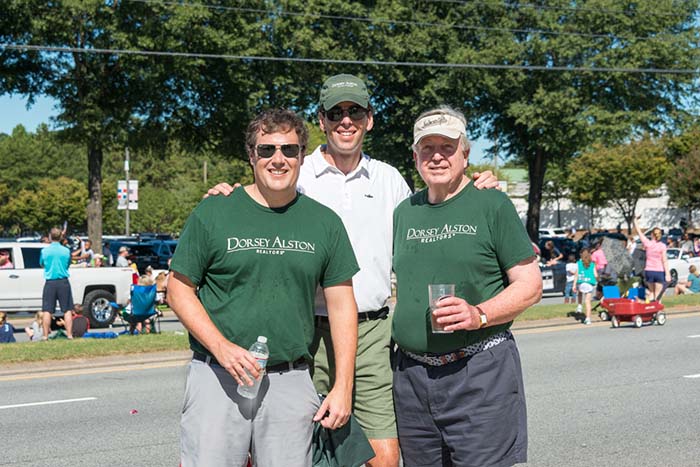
207, 74, 497, 467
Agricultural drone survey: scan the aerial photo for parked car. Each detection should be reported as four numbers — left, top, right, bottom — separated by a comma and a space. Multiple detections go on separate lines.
0, 242, 135, 327
666, 247, 700, 287
540, 262, 566, 295
539, 228, 568, 238
539, 236, 579, 260
109, 240, 175, 272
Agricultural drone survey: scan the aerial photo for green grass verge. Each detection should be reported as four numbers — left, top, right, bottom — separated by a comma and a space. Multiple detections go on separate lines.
517, 292, 700, 322
1, 332, 190, 365
4, 294, 700, 366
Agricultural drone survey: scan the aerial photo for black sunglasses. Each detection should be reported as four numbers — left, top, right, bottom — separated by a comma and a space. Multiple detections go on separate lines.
324, 105, 368, 122
255, 144, 302, 158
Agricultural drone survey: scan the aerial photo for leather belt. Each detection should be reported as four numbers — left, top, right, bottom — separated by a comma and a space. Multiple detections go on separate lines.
315, 306, 390, 325
192, 352, 307, 373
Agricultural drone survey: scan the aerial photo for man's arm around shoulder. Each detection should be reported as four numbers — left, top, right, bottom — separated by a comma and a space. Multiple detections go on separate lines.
313, 279, 357, 430
167, 271, 261, 386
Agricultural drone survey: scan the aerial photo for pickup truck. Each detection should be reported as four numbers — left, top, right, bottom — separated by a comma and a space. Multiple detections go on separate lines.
0, 242, 135, 328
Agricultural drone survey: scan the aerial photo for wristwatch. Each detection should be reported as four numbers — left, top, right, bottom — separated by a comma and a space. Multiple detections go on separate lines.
476, 306, 488, 329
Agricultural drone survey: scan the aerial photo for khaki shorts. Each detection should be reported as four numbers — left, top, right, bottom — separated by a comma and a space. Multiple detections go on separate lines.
311, 314, 397, 439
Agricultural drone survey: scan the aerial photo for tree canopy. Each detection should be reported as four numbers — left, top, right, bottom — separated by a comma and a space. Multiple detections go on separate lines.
1, 0, 698, 241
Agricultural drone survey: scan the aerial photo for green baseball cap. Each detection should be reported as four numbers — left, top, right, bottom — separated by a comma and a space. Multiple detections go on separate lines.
319, 74, 370, 111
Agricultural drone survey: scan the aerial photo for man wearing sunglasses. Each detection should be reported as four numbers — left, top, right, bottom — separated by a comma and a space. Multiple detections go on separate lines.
207, 75, 498, 467
170, 108, 360, 466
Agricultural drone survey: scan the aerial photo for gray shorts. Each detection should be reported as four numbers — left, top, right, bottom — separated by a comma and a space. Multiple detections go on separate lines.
180, 359, 320, 467
42, 278, 74, 313
393, 337, 527, 467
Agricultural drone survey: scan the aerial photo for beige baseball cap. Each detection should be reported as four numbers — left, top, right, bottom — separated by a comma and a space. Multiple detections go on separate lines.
413, 113, 466, 146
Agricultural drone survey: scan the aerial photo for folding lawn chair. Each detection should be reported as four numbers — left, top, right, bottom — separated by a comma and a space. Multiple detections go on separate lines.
113, 284, 161, 334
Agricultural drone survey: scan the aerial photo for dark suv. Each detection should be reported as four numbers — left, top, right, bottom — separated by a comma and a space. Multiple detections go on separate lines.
110, 240, 175, 272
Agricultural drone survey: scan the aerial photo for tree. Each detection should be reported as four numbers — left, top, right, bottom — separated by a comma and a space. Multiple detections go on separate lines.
667, 146, 700, 227
542, 162, 570, 228
568, 139, 669, 233
442, 0, 699, 240
4, 177, 87, 233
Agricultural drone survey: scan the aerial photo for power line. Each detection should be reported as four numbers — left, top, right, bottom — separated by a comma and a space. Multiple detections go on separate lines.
2, 43, 697, 74
123, 0, 692, 42
426, 0, 697, 18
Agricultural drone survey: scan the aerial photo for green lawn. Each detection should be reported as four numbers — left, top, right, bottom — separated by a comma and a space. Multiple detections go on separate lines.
3, 293, 699, 365
1, 332, 190, 365
517, 292, 700, 322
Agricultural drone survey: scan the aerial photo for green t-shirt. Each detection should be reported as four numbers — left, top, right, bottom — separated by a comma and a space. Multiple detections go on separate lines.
392, 182, 535, 354
171, 189, 359, 365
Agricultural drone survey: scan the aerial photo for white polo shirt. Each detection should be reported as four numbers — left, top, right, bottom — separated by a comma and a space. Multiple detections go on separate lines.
298, 146, 412, 314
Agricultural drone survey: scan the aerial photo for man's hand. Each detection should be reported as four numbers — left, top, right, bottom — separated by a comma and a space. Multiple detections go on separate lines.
212, 340, 262, 387
471, 170, 500, 190
313, 387, 352, 430
202, 182, 239, 199
432, 296, 481, 332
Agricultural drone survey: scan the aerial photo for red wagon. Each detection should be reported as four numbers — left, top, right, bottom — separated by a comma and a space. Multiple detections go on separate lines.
599, 298, 666, 328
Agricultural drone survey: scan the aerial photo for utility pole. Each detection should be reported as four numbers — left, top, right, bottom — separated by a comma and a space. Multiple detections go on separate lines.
125, 147, 130, 236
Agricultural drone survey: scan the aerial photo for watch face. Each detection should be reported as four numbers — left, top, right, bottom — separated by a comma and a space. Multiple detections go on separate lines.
479, 312, 487, 326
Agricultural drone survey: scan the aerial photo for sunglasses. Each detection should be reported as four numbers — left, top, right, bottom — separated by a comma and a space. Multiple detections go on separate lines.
255, 144, 302, 158
324, 105, 368, 122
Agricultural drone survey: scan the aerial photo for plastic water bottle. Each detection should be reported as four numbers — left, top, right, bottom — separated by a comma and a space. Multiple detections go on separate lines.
237, 336, 269, 399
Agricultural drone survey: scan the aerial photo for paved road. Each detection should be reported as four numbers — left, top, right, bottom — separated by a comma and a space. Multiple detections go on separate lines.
3, 313, 700, 466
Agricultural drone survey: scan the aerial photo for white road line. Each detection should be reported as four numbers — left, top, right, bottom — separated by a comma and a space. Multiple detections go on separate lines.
0, 397, 97, 410
687, 335, 700, 338
683, 374, 700, 379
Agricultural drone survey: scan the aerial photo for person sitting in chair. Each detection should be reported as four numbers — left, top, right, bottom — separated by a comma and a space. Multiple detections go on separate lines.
675, 265, 700, 295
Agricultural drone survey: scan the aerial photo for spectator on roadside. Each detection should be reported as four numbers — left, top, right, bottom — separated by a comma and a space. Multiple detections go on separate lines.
564, 254, 577, 304
574, 248, 598, 325
103, 241, 114, 266
145, 265, 153, 278
542, 240, 563, 266
91, 254, 105, 268
40, 235, 50, 244
633, 217, 670, 303
155, 271, 168, 305
675, 265, 700, 295
115, 246, 130, 268
694, 237, 700, 256
40, 227, 75, 340
0, 249, 13, 269
680, 234, 694, 255
0, 311, 16, 343
74, 239, 94, 266
24, 312, 45, 342
591, 239, 608, 276
70, 304, 89, 338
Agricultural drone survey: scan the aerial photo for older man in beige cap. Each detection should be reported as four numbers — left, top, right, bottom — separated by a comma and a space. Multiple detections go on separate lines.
391, 105, 541, 466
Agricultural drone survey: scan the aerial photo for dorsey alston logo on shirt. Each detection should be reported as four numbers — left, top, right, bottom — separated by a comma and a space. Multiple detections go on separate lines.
227, 236, 316, 256
406, 223, 478, 243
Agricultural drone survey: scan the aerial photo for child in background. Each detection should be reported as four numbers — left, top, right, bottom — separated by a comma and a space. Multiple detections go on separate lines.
0, 312, 17, 343
574, 248, 598, 325
24, 311, 44, 342
564, 254, 577, 304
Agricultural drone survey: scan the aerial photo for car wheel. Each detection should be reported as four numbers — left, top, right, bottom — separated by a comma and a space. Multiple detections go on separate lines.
83, 290, 116, 328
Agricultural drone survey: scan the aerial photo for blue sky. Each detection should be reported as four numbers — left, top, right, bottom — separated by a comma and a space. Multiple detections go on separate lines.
0, 94, 494, 164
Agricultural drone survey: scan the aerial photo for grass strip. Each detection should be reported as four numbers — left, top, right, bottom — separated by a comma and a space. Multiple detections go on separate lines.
1, 332, 189, 365
3, 294, 699, 365
517, 292, 700, 322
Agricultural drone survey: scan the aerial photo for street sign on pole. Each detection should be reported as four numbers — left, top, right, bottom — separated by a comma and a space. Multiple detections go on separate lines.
117, 180, 138, 210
